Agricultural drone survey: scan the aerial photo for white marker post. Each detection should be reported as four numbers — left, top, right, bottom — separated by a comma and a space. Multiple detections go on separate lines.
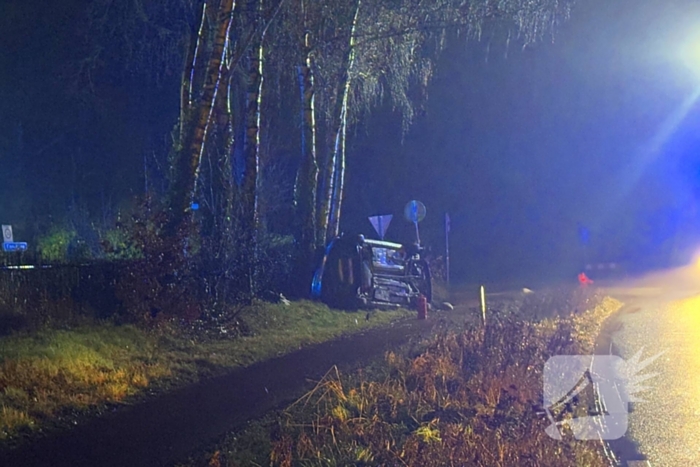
480, 285, 486, 326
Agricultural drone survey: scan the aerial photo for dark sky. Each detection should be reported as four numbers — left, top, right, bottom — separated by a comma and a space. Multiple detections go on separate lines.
347, 0, 700, 281
2, 0, 700, 281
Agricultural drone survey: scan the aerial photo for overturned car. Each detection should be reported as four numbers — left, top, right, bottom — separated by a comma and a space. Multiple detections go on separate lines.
311, 235, 432, 310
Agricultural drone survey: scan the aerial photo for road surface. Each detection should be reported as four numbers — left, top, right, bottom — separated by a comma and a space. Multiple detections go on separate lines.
603, 265, 700, 467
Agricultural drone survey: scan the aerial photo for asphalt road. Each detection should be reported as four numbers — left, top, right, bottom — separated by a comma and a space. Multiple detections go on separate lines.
602, 265, 700, 467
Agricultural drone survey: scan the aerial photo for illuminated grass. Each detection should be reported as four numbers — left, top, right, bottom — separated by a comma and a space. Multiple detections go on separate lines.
0, 324, 170, 439
0, 301, 411, 440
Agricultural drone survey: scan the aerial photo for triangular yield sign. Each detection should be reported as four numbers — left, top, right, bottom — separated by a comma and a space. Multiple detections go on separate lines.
369, 215, 392, 240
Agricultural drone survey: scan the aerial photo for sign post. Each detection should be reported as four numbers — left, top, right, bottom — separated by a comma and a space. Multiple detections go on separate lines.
404, 200, 426, 244
2, 225, 13, 243
2, 225, 28, 253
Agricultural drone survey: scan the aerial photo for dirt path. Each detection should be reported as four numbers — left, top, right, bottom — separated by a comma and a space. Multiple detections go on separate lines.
0, 309, 468, 467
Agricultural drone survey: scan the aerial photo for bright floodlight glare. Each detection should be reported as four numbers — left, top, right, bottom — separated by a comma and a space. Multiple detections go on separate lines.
681, 34, 700, 77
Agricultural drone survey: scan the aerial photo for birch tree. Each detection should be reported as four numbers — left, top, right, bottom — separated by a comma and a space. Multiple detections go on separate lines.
170, 0, 236, 231
77, 0, 578, 301
312, 0, 577, 246
294, 0, 320, 264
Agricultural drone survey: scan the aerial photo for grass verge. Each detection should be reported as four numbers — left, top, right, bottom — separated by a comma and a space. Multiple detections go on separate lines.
0, 301, 412, 441
180, 291, 623, 467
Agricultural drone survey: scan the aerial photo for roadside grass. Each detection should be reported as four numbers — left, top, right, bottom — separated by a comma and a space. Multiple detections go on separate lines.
181, 291, 622, 467
0, 301, 412, 440
0, 324, 170, 439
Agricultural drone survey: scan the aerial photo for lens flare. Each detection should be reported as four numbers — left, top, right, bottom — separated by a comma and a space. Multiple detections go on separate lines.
680, 32, 700, 77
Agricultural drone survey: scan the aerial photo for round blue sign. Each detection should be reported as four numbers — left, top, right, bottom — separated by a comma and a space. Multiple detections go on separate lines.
404, 200, 426, 223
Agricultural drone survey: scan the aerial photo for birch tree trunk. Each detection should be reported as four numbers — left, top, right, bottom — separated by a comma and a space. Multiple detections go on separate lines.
214, 66, 236, 235
171, 0, 235, 229
241, 7, 264, 233
317, 0, 360, 245
295, 31, 319, 259
179, 1, 208, 143
326, 71, 351, 240
207, 66, 236, 310
240, 0, 265, 296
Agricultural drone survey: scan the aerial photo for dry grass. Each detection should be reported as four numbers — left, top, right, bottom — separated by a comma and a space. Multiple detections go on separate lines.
266, 296, 622, 467
184, 291, 622, 467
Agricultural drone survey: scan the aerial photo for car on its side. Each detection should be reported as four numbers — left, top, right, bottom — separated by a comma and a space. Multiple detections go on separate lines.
311, 234, 432, 310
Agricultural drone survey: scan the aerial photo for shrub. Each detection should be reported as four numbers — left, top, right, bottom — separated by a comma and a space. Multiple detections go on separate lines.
113, 210, 202, 325
36, 227, 77, 263
100, 228, 143, 260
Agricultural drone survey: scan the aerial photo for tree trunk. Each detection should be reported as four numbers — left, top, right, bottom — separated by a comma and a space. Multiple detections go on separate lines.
318, 0, 360, 245
327, 73, 351, 240
179, 1, 208, 142
171, 0, 235, 229
240, 0, 265, 296
214, 65, 236, 234
208, 66, 236, 311
295, 35, 318, 260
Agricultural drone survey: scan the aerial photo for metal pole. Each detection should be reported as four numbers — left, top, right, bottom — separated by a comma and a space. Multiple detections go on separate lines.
414, 221, 420, 245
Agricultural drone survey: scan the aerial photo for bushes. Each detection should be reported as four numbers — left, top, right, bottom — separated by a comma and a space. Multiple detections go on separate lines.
2, 217, 298, 328
110, 204, 298, 324
112, 211, 202, 325
36, 227, 77, 263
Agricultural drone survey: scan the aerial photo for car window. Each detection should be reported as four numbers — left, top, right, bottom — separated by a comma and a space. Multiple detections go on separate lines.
372, 247, 404, 270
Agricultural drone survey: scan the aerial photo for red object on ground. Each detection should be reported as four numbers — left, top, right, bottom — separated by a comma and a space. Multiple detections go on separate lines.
578, 272, 594, 286
417, 294, 428, 320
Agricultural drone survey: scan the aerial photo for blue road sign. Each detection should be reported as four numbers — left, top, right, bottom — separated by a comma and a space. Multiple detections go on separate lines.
404, 200, 426, 223
3, 242, 28, 252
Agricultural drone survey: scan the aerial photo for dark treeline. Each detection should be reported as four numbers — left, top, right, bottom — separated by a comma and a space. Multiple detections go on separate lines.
0, 0, 575, 321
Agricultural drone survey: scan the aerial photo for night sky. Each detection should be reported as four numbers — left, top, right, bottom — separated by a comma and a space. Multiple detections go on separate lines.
2, 0, 700, 282
347, 0, 700, 281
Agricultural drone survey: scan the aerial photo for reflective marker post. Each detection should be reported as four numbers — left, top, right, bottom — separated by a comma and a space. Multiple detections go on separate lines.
480, 285, 486, 326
